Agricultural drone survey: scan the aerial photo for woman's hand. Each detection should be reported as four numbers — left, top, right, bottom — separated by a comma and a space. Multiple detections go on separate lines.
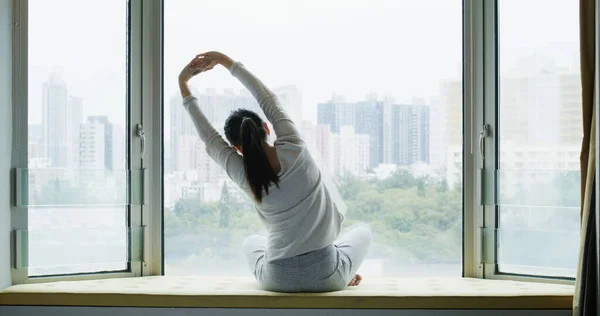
178, 56, 218, 83
178, 56, 218, 98
196, 51, 235, 70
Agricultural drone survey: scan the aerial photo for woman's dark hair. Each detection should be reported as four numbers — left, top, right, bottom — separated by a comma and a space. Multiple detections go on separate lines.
224, 109, 279, 203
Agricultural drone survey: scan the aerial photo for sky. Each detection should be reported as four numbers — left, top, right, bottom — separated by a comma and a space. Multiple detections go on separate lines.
28, 0, 579, 129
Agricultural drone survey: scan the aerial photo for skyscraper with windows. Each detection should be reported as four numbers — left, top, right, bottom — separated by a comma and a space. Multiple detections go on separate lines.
391, 104, 430, 166
559, 73, 583, 145
67, 96, 83, 168
169, 91, 202, 173
332, 126, 370, 177
355, 99, 385, 168
317, 98, 355, 133
42, 74, 85, 169
86, 116, 124, 170
319, 95, 431, 170
274, 85, 303, 123
42, 74, 69, 167
79, 121, 105, 170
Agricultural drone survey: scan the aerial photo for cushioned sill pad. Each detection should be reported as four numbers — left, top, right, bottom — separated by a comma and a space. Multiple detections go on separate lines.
0, 277, 574, 309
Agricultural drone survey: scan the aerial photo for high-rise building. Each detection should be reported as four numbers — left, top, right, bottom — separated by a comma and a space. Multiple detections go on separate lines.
318, 96, 391, 169
169, 91, 202, 172
435, 79, 462, 184
440, 80, 462, 149
79, 121, 105, 170
429, 95, 448, 168
175, 135, 199, 172
86, 116, 124, 170
111, 124, 126, 170
28, 124, 43, 143
558, 73, 582, 145
332, 126, 370, 177
41, 74, 85, 168
67, 96, 83, 168
418, 105, 430, 164
42, 73, 69, 167
28, 124, 45, 163
317, 99, 355, 133
499, 61, 582, 148
355, 99, 385, 168
274, 85, 303, 123
391, 104, 430, 166
500, 75, 561, 147
315, 124, 335, 177
317, 102, 336, 132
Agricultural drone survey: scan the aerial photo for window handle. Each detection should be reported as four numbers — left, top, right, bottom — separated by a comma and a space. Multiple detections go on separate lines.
479, 124, 490, 161
136, 123, 146, 159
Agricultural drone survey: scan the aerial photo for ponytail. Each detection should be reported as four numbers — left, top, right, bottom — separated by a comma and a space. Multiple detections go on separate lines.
240, 117, 279, 202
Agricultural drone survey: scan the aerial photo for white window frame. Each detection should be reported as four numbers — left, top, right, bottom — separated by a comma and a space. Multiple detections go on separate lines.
9, 0, 150, 284
462, 0, 485, 280
140, 0, 163, 277
475, 0, 576, 285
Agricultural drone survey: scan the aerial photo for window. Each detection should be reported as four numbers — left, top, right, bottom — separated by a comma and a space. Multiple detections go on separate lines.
17, 0, 136, 278
495, 0, 581, 278
164, 0, 463, 277
9, 0, 583, 285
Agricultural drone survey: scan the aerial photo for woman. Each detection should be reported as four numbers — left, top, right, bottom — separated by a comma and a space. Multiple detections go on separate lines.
178, 51, 373, 292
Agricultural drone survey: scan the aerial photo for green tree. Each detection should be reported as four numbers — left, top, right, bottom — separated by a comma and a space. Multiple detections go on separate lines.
375, 169, 418, 191
338, 172, 362, 200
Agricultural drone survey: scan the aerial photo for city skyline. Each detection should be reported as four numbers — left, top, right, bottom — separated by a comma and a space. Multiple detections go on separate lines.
31, 63, 583, 162
28, 52, 584, 209
31, 73, 125, 170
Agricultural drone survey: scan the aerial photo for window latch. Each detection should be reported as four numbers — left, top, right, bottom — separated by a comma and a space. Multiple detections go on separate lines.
479, 124, 490, 160
136, 123, 146, 159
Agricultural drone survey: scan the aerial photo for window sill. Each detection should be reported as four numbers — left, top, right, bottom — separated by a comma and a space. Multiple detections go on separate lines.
0, 277, 574, 309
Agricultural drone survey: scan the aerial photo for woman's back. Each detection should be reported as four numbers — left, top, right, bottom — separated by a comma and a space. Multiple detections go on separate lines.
254, 138, 344, 261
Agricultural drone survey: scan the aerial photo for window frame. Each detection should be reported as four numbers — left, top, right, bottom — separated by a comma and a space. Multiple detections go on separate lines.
10, 0, 578, 286
9, 0, 147, 284
477, 0, 577, 285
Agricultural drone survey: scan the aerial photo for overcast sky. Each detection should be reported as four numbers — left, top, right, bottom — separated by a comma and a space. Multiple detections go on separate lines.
28, 0, 579, 128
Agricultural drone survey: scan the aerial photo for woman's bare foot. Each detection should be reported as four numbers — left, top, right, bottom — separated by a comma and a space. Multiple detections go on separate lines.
347, 274, 362, 286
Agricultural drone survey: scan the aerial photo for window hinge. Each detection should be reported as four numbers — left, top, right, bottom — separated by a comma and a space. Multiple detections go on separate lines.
129, 225, 147, 264
480, 226, 496, 266
13, 229, 28, 270
142, 225, 149, 265
480, 168, 497, 206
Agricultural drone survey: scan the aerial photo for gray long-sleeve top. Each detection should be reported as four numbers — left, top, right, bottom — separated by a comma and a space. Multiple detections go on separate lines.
182, 61, 344, 261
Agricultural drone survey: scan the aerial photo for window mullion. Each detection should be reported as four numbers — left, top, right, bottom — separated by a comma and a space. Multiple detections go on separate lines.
481, 0, 499, 279
10, 0, 29, 285
463, 0, 486, 279
129, 0, 144, 277
140, 0, 163, 277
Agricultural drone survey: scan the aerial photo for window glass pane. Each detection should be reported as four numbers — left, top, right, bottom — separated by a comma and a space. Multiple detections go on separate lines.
27, 0, 129, 276
498, 0, 581, 278
164, 0, 463, 277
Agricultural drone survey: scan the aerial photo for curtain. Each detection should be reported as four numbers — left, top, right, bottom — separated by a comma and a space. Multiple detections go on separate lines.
574, 0, 598, 315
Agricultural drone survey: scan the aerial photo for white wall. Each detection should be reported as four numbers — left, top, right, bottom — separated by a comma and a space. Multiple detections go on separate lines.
0, 307, 572, 316
0, 0, 13, 290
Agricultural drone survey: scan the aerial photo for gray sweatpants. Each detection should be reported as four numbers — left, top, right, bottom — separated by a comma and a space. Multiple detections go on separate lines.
243, 226, 373, 293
